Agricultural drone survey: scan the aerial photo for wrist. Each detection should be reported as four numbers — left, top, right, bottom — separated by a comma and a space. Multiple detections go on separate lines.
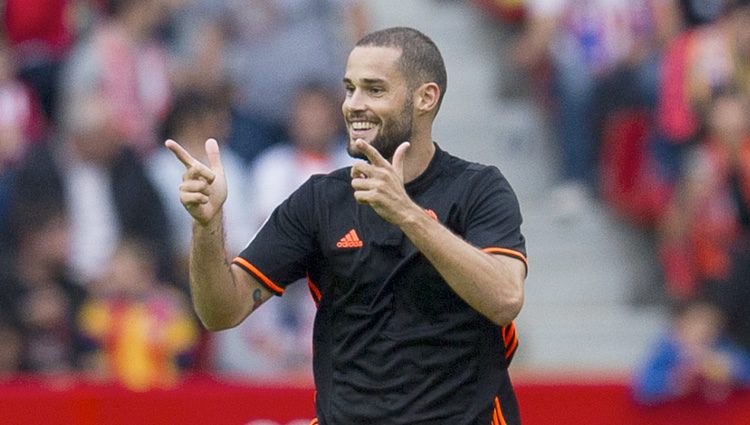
193, 212, 223, 231
399, 204, 435, 233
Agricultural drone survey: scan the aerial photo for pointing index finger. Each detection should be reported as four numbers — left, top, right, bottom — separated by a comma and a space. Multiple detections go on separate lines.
355, 139, 389, 167
165, 139, 197, 168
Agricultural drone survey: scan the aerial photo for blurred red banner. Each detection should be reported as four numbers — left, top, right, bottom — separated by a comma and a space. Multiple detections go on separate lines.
0, 374, 748, 425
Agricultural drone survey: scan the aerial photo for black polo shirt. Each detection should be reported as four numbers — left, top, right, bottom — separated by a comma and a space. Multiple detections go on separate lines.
235, 144, 527, 425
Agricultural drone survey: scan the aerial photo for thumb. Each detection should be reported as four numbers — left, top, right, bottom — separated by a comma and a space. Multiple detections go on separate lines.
205, 139, 224, 172
392, 142, 410, 180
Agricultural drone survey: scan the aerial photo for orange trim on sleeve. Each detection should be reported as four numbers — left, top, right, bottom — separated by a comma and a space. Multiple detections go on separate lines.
493, 396, 508, 425
232, 257, 285, 295
307, 276, 322, 307
483, 247, 528, 273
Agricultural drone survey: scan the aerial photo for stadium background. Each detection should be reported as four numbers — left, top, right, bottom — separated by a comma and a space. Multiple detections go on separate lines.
1, 0, 749, 423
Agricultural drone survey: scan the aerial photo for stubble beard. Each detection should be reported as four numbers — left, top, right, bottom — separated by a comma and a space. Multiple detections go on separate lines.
347, 97, 414, 162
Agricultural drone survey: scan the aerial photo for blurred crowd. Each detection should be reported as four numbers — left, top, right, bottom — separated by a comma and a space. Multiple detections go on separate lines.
2, 0, 750, 405
475, 0, 750, 406
0, 0, 366, 390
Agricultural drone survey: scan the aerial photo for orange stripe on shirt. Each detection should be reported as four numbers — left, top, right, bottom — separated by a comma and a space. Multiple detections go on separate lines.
503, 322, 516, 341
502, 322, 519, 362
307, 276, 322, 307
506, 336, 519, 361
483, 247, 528, 276
494, 397, 508, 425
232, 257, 285, 294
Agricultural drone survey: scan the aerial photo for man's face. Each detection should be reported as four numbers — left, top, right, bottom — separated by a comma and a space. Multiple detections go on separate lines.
342, 46, 415, 161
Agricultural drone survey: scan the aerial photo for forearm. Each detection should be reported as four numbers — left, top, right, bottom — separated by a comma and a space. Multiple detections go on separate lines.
399, 205, 525, 326
189, 214, 249, 330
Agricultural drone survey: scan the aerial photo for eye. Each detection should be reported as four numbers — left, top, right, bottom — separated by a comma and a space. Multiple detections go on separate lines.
369, 87, 384, 95
344, 84, 355, 96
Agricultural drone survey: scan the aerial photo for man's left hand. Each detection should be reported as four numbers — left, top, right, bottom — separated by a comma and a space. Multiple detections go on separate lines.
350, 139, 415, 224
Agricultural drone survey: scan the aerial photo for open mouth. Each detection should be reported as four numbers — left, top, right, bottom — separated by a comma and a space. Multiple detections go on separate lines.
349, 121, 379, 139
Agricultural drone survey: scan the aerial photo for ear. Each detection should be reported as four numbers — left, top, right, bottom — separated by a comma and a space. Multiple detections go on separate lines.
414, 82, 440, 116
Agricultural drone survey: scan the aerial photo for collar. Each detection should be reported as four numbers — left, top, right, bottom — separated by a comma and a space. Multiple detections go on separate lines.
404, 142, 444, 197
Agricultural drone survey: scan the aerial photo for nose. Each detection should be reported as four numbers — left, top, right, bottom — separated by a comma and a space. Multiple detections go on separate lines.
343, 88, 366, 113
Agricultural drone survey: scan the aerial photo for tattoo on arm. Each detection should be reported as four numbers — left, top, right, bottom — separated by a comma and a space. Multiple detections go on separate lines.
252, 289, 263, 311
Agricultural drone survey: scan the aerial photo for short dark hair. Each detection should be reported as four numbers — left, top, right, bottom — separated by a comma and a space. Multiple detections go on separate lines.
355, 27, 447, 113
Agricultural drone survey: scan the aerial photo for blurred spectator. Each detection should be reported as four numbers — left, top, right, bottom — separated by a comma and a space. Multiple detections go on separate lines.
9, 94, 175, 288
1, 0, 81, 121
467, 0, 533, 101
243, 82, 350, 224
163, 0, 285, 165
213, 82, 351, 382
588, 1, 730, 227
147, 90, 253, 284
0, 40, 46, 237
77, 237, 198, 391
470, 0, 527, 25
163, 0, 229, 96
166, 0, 368, 164
0, 313, 23, 378
657, 1, 750, 150
677, 0, 731, 27
654, 0, 727, 144
0, 40, 46, 157
513, 0, 680, 217
657, 89, 750, 300
59, 0, 174, 155
632, 297, 750, 405
714, 241, 750, 354
222, 0, 368, 127
226, 101, 287, 165
0, 198, 85, 373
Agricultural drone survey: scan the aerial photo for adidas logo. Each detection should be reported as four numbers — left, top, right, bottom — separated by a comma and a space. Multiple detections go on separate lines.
336, 229, 363, 248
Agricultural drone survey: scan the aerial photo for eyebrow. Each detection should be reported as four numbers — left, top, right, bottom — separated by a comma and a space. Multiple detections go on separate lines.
343, 77, 387, 85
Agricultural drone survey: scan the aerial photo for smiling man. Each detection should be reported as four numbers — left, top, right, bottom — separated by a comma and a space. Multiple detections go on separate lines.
166, 27, 527, 424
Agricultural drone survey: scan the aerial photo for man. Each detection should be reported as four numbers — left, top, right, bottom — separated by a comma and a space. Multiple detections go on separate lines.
166, 27, 527, 424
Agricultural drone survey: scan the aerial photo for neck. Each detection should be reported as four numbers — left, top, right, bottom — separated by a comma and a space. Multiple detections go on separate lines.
402, 133, 435, 183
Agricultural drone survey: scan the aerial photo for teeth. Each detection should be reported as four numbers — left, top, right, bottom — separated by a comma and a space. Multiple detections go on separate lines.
351, 122, 376, 130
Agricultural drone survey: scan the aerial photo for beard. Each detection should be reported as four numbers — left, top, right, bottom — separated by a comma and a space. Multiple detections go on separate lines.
347, 96, 414, 161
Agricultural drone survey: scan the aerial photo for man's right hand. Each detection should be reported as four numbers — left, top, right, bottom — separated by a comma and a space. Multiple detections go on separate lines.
165, 138, 227, 226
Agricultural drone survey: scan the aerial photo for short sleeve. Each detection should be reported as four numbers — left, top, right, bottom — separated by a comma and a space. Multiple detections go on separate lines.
462, 167, 527, 272
233, 178, 319, 295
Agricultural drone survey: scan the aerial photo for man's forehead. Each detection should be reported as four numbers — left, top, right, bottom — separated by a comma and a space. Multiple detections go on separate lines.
345, 46, 403, 77
350, 44, 402, 57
